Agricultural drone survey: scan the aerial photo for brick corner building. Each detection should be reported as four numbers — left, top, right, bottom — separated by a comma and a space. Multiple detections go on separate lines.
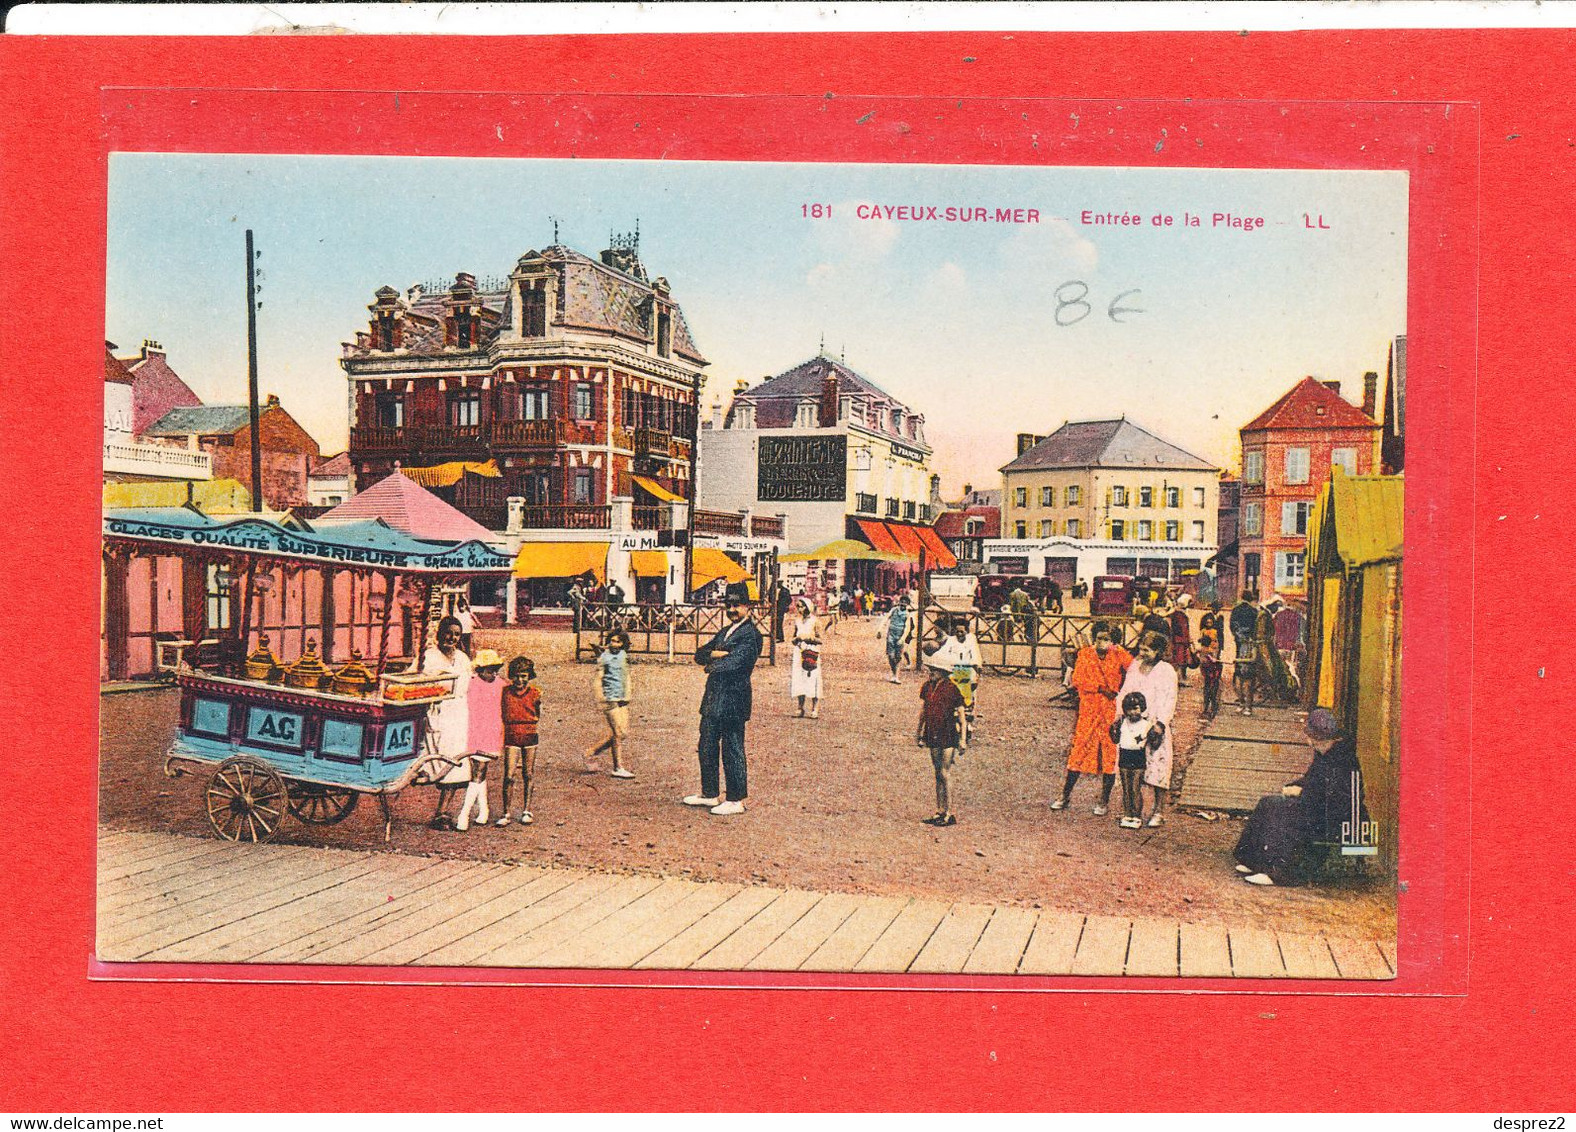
1237, 374, 1382, 599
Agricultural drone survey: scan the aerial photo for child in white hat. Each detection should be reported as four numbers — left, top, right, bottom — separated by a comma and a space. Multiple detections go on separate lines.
455, 648, 505, 831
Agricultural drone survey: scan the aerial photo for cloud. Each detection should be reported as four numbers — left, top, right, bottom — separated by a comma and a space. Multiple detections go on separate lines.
999, 216, 1099, 276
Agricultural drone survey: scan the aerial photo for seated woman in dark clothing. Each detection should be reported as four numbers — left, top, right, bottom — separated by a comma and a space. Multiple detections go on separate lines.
1233, 707, 1369, 887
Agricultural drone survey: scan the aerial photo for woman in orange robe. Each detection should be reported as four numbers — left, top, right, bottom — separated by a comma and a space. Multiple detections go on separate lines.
1051, 622, 1133, 815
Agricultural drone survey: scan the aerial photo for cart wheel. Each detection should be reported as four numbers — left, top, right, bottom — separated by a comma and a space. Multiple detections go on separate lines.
205, 757, 287, 843
287, 783, 360, 825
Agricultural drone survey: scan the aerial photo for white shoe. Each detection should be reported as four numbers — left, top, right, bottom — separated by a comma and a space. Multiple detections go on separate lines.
1120, 817, 1142, 829
1049, 798, 1067, 811
494, 816, 511, 827
519, 811, 533, 826
709, 800, 746, 816
888, 676, 900, 684
611, 768, 636, 779
1092, 804, 1108, 816
1243, 873, 1275, 886
683, 794, 720, 807
1146, 814, 1164, 828
1235, 864, 1252, 874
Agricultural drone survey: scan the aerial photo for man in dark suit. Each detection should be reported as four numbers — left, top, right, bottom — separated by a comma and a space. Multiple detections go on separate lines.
683, 581, 763, 815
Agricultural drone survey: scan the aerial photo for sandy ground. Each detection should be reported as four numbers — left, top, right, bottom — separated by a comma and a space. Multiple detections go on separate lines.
99, 617, 1395, 939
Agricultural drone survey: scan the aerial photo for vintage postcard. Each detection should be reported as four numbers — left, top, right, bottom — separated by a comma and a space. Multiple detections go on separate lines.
98, 154, 1405, 980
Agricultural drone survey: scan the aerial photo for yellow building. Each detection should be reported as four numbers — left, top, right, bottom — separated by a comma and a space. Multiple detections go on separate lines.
988, 418, 1219, 587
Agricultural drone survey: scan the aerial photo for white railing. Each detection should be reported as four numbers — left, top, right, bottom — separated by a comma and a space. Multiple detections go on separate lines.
103, 440, 213, 479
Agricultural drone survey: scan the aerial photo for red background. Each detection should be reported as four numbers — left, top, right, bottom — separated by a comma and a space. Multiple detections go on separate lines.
0, 30, 1569, 1110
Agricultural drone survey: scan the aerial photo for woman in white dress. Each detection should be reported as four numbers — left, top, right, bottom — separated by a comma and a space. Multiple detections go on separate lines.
421, 615, 474, 829
1117, 629, 1179, 827
789, 597, 824, 718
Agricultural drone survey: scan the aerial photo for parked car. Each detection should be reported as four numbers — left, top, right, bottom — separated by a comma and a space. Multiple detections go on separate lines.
1089, 575, 1137, 616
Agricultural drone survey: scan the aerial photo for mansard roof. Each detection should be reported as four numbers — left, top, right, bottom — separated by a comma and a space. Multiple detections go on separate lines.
1001, 418, 1216, 474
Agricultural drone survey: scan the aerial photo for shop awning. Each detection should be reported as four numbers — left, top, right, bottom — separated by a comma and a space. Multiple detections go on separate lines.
399, 460, 501, 488
632, 475, 685, 503
779, 538, 907, 563
513, 540, 609, 581
915, 526, 958, 569
628, 549, 671, 577
856, 519, 905, 555
888, 524, 927, 559
690, 546, 751, 589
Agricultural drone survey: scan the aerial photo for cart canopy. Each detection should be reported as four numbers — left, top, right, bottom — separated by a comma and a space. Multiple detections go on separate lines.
103, 506, 513, 574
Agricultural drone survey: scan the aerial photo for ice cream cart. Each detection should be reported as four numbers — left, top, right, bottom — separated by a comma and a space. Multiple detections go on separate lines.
102, 507, 514, 842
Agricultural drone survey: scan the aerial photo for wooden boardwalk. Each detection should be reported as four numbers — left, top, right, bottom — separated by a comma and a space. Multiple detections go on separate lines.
96, 829, 1394, 979
1178, 705, 1311, 814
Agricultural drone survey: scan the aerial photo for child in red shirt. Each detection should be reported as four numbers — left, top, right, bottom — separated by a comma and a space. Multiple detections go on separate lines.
497, 656, 542, 826
915, 653, 968, 827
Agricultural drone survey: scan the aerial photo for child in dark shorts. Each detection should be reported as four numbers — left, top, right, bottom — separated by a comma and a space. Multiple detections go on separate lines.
1196, 631, 1223, 720
1110, 691, 1153, 829
915, 653, 968, 826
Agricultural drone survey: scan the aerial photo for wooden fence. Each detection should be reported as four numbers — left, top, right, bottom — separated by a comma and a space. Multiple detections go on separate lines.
574, 602, 779, 666
914, 606, 1143, 676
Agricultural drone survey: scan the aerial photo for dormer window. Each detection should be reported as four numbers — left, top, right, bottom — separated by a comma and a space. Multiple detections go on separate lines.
522, 288, 546, 337
376, 312, 395, 350
656, 309, 672, 357
455, 311, 473, 349
796, 400, 817, 428
891, 408, 903, 433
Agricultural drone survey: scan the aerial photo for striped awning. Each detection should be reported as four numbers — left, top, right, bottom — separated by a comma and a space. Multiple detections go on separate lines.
856, 520, 905, 555
915, 526, 958, 569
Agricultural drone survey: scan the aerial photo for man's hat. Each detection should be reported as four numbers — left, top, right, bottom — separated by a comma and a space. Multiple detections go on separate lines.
724, 581, 755, 605
472, 648, 505, 669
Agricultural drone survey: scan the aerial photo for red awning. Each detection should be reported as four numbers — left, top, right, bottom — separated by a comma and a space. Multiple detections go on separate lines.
888, 524, 927, 559
915, 526, 958, 569
856, 520, 904, 555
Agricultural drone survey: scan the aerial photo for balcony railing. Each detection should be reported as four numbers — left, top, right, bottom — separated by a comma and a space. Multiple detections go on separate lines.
350, 425, 408, 452
634, 427, 672, 455
103, 439, 213, 479
632, 505, 667, 531
517, 504, 612, 530
750, 514, 786, 539
490, 419, 564, 447
692, 508, 746, 536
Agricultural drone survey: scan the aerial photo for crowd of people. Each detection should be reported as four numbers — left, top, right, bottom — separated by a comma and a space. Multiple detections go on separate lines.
415, 577, 1355, 889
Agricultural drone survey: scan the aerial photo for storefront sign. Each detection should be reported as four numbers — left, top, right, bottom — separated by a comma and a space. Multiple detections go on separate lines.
757, 435, 847, 502
693, 536, 781, 553
104, 515, 512, 572
614, 532, 660, 550
889, 440, 926, 464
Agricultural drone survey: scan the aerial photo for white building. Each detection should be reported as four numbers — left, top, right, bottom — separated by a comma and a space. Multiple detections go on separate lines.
697, 355, 953, 599
102, 344, 212, 482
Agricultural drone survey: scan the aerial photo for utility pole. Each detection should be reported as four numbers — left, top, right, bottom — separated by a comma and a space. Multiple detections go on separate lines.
245, 229, 262, 513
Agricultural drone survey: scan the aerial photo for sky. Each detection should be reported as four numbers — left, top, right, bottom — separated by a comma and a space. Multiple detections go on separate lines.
107, 155, 1407, 495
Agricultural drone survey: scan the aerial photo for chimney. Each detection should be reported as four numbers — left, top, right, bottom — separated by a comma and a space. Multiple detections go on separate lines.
1322, 379, 1342, 396
818, 365, 840, 427
929, 474, 944, 511
710, 399, 723, 430
1362, 370, 1379, 418
1017, 432, 1043, 457
265, 393, 280, 408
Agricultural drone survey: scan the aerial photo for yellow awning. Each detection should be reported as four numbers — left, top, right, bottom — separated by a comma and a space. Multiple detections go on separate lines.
514, 540, 609, 581
632, 474, 685, 503
401, 460, 501, 489
103, 478, 252, 512
690, 546, 751, 589
628, 550, 672, 577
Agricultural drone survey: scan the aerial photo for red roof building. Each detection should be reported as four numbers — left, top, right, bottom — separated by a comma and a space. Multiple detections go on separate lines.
144, 394, 322, 510
1238, 375, 1381, 598
342, 237, 707, 536
117, 341, 202, 436
933, 504, 1001, 571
